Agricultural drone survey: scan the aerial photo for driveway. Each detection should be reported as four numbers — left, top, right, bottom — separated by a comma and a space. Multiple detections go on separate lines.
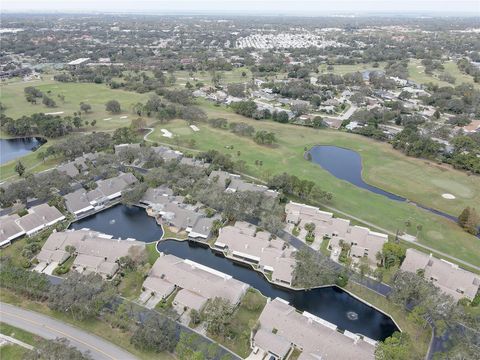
0, 302, 137, 360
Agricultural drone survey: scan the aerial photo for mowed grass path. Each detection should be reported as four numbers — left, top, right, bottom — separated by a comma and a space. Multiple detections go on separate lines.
150, 105, 480, 266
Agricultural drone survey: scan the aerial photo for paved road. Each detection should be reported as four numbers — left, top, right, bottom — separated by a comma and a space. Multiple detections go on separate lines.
0, 302, 137, 360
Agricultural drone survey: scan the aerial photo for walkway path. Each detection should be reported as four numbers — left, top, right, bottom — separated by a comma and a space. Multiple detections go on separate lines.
0, 302, 137, 360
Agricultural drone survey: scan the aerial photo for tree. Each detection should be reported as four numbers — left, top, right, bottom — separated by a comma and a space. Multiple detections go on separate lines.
15, 161, 25, 177
202, 297, 234, 336
73, 116, 83, 129
80, 102, 92, 114
259, 214, 284, 236
253, 130, 276, 145
130, 117, 147, 132
131, 312, 178, 352
48, 272, 116, 321
293, 248, 339, 288
122, 183, 147, 207
381, 242, 406, 269
375, 332, 412, 360
458, 207, 479, 235
42, 95, 56, 108
36, 151, 47, 163
106, 100, 121, 114
25, 338, 92, 360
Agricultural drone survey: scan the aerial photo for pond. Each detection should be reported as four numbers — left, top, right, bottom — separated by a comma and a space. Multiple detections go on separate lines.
0, 137, 45, 165
308, 145, 458, 222
69, 204, 163, 243
72, 204, 399, 340
157, 239, 399, 341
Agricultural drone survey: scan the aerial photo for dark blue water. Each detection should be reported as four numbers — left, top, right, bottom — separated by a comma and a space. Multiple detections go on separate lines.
70, 204, 163, 243
0, 137, 45, 164
308, 145, 464, 225
157, 239, 399, 341
71, 204, 399, 340
308, 145, 406, 201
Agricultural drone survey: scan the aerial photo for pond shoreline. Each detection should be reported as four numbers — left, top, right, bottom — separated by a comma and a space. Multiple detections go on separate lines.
156, 236, 403, 334
306, 145, 461, 223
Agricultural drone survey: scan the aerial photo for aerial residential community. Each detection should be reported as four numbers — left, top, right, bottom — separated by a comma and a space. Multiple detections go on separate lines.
0, 1, 479, 360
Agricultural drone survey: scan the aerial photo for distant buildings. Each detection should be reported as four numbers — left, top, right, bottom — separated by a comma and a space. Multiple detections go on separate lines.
252, 298, 376, 360
139, 253, 249, 309
400, 248, 480, 302
215, 222, 296, 286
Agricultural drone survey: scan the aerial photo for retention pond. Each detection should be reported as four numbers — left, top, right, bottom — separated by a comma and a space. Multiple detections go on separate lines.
0, 137, 45, 165
71, 205, 398, 341
308, 145, 458, 222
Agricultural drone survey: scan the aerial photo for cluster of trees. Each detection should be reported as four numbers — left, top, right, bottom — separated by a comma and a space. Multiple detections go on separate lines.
422, 84, 479, 116
132, 94, 207, 123
457, 58, 480, 83
446, 134, 480, 174
385, 60, 409, 79
143, 158, 286, 234
0, 169, 72, 208
1, 257, 205, 356
43, 132, 113, 160
1, 113, 77, 138
253, 130, 276, 145
293, 248, 345, 288
229, 100, 258, 118
27, 338, 93, 360
391, 125, 443, 160
24, 86, 56, 108
386, 270, 479, 359
267, 172, 333, 203
0, 257, 51, 300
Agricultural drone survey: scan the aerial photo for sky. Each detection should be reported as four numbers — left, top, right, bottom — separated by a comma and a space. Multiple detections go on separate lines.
1, 0, 479, 16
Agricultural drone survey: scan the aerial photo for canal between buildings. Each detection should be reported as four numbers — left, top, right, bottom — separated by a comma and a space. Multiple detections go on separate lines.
70, 204, 399, 341
0, 137, 45, 165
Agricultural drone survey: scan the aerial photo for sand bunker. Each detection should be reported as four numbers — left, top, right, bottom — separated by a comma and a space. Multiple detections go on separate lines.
161, 129, 173, 138
190, 125, 200, 132
442, 193, 456, 200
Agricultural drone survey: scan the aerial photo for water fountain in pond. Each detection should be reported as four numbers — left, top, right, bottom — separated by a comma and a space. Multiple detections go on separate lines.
347, 311, 359, 320
109, 219, 116, 225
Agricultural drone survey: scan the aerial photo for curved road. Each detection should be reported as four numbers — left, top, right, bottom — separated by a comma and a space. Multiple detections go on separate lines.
0, 302, 137, 360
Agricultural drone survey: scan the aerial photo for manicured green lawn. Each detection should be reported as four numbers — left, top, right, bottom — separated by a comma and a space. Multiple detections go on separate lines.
0, 322, 41, 345
0, 344, 29, 359
146, 242, 160, 265
149, 106, 480, 267
0, 78, 150, 122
